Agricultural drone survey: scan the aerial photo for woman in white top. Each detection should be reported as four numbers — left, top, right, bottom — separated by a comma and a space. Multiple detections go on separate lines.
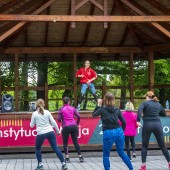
30, 99, 67, 170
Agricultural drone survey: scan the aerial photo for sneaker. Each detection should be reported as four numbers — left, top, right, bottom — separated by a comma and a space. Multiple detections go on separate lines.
79, 156, 84, 162
62, 163, 68, 170
139, 165, 146, 170
35, 165, 44, 170
65, 157, 71, 163
132, 153, 136, 158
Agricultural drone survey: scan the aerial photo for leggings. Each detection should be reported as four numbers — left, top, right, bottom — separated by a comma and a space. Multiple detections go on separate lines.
142, 120, 170, 163
35, 131, 64, 163
62, 125, 81, 155
125, 136, 136, 159
103, 128, 133, 170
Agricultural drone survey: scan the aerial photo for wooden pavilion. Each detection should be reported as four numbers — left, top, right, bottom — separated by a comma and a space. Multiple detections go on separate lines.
0, 0, 170, 111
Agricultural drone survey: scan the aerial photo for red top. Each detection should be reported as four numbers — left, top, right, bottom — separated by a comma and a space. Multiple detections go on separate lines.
76, 67, 97, 84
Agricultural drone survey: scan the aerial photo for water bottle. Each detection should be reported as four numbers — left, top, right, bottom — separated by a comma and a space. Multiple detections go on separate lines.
166, 100, 169, 109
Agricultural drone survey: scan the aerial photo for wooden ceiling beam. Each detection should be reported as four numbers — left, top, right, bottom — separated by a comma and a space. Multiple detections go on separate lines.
120, 0, 170, 38
3, 47, 142, 54
144, 43, 170, 51
0, 0, 56, 43
0, 14, 170, 22
127, 0, 169, 41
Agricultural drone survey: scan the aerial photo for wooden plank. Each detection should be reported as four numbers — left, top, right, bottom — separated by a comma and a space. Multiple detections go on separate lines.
3, 47, 142, 54
0, 14, 170, 22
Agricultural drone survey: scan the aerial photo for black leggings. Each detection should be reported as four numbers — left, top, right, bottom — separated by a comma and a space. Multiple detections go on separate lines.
125, 136, 136, 159
62, 125, 81, 156
142, 120, 170, 163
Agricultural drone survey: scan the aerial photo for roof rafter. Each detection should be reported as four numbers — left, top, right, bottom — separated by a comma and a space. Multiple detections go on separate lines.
0, 0, 56, 43
127, 0, 169, 41
120, 0, 170, 38
116, 0, 143, 48
1, 0, 53, 48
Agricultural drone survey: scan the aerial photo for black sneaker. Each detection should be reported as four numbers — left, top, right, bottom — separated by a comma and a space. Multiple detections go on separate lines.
79, 156, 84, 162
65, 157, 71, 163
62, 163, 68, 170
132, 153, 136, 158
35, 165, 44, 170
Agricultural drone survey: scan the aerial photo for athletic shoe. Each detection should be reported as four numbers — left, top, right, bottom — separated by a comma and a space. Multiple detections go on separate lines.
132, 153, 136, 158
35, 165, 44, 170
65, 157, 71, 163
139, 165, 146, 170
62, 163, 68, 170
79, 156, 84, 162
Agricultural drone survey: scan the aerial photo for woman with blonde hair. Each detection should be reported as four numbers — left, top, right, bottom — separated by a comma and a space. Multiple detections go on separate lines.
137, 91, 170, 170
30, 99, 67, 170
122, 101, 138, 160
92, 92, 133, 170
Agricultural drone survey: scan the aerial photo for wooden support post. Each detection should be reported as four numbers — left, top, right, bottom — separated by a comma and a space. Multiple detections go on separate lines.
71, 0, 76, 28
45, 83, 48, 109
129, 53, 134, 103
14, 53, 19, 111
73, 53, 77, 107
148, 51, 154, 91
102, 80, 106, 98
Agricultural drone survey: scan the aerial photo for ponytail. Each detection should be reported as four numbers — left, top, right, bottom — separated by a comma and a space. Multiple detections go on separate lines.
36, 99, 45, 115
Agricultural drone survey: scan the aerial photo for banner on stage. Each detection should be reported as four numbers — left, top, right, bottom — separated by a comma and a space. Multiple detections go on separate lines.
0, 117, 170, 147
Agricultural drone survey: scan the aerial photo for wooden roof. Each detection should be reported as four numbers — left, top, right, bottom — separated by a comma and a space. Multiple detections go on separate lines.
1, 0, 170, 61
